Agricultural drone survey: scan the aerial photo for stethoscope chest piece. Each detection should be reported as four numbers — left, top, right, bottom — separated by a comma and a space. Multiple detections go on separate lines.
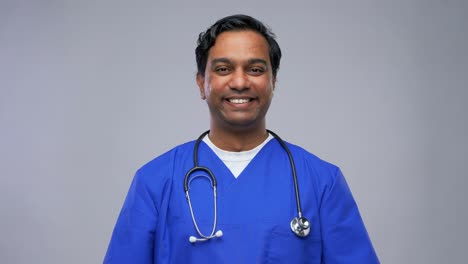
290, 216, 311, 237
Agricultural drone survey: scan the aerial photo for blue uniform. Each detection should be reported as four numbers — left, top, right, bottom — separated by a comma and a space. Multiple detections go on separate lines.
104, 139, 379, 263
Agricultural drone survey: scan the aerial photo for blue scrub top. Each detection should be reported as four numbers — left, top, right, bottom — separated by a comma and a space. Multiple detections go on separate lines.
104, 139, 379, 263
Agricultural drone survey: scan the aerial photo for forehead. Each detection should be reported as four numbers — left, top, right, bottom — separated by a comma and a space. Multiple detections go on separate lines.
208, 30, 270, 62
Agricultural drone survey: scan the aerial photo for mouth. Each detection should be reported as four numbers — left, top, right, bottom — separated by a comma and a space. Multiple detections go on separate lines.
227, 98, 253, 104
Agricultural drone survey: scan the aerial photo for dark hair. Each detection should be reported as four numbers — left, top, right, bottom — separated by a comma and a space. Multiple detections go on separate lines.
195, 14, 282, 78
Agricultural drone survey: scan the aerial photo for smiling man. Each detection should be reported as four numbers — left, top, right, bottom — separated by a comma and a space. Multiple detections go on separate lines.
197, 29, 275, 151
104, 15, 379, 263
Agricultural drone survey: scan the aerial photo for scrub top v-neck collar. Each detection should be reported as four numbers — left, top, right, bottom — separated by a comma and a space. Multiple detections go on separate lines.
202, 133, 274, 178
196, 138, 277, 194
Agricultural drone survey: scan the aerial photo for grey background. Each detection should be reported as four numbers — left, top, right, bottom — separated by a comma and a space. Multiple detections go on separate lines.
1, 0, 467, 263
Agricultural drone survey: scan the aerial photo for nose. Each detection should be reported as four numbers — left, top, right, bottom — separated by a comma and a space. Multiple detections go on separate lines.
229, 70, 250, 91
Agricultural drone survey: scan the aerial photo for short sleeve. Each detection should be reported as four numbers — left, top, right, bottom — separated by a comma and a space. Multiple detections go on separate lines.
320, 168, 379, 263
103, 170, 158, 263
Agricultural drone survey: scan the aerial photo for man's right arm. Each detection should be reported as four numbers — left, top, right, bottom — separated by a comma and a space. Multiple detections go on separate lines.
103, 170, 158, 263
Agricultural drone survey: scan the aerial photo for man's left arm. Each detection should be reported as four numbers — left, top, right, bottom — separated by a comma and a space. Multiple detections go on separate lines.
319, 168, 379, 263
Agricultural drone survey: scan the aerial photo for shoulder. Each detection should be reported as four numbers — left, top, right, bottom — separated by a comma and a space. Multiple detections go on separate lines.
124, 141, 197, 212
285, 141, 339, 172
134, 141, 196, 184
280, 140, 342, 187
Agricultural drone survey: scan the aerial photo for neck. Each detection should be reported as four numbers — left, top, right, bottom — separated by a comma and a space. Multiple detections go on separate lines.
208, 126, 269, 152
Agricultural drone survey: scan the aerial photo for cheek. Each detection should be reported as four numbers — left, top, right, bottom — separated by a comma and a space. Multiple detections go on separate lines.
205, 78, 225, 93
257, 79, 275, 94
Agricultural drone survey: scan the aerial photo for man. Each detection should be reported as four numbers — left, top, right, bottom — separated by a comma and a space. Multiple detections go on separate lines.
104, 14, 379, 263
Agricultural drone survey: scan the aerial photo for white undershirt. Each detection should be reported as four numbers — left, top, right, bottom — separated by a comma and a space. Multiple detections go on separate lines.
203, 133, 274, 178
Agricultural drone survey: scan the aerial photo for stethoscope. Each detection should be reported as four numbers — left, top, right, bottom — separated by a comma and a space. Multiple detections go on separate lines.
184, 130, 310, 243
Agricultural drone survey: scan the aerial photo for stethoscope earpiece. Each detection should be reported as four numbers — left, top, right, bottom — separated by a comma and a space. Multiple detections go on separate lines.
189, 230, 223, 244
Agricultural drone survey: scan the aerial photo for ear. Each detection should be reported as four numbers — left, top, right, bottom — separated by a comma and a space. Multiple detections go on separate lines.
196, 73, 206, 99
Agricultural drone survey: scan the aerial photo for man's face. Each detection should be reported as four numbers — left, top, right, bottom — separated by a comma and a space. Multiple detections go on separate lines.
197, 30, 276, 132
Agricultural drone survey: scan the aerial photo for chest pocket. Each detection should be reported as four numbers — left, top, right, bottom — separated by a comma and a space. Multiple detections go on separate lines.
260, 226, 322, 264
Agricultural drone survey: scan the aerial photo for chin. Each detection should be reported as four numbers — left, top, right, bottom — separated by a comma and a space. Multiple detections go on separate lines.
225, 117, 264, 130
212, 111, 266, 130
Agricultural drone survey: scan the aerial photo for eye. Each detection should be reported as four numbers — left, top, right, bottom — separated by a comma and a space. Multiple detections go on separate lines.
215, 66, 231, 75
248, 67, 266, 76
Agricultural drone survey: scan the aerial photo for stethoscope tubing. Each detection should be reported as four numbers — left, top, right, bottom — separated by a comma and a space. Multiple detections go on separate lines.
185, 184, 218, 240
184, 131, 214, 193
266, 130, 304, 218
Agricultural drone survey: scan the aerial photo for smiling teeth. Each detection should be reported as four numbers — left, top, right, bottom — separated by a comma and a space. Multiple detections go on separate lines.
229, 98, 250, 104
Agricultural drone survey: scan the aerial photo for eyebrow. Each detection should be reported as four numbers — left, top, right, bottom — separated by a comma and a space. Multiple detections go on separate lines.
211, 58, 232, 66
247, 58, 268, 66
210, 57, 269, 68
